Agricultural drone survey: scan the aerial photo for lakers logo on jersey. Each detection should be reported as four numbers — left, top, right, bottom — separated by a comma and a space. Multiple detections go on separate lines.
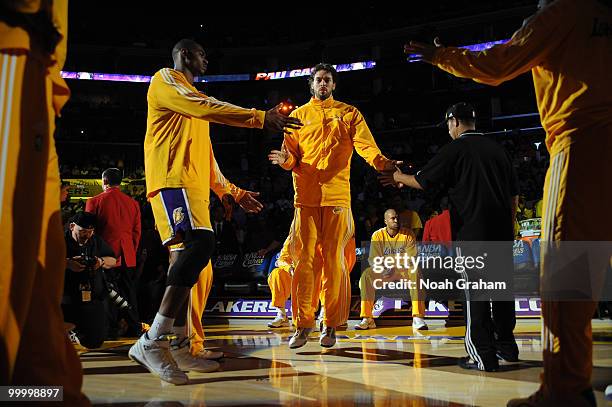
332, 206, 343, 214
173, 207, 185, 225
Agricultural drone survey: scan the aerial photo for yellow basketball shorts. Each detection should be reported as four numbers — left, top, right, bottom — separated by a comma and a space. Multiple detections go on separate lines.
150, 188, 212, 250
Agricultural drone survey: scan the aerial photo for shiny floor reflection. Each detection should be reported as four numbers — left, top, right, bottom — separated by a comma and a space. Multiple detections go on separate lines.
81, 319, 612, 406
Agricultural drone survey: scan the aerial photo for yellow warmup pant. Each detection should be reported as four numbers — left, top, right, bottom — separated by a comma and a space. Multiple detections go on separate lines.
269, 238, 356, 322
291, 207, 354, 328
269, 244, 324, 316
268, 245, 323, 315
268, 266, 323, 314
342, 237, 356, 323
187, 237, 354, 351
0, 52, 88, 404
359, 268, 425, 318
540, 131, 612, 397
268, 267, 293, 309
187, 261, 214, 355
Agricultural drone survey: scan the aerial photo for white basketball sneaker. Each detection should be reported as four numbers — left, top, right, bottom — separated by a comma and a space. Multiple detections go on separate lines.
412, 317, 428, 330
128, 333, 188, 385
288, 327, 312, 349
319, 325, 337, 348
354, 317, 376, 330
268, 309, 290, 328
170, 337, 220, 373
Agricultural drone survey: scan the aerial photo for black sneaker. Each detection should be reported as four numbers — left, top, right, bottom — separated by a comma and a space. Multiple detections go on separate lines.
458, 356, 499, 372
497, 352, 520, 365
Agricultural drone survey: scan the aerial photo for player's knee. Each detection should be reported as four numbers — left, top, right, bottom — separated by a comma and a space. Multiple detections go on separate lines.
166, 229, 215, 287
268, 268, 279, 284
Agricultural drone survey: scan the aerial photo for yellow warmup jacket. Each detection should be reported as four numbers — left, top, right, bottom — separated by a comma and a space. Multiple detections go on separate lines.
368, 227, 417, 267
144, 68, 265, 197
432, 0, 612, 153
0, 0, 70, 115
0, 3, 91, 404
281, 96, 391, 208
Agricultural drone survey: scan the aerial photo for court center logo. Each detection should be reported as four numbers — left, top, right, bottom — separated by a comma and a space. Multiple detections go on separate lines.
173, 207, 185, 225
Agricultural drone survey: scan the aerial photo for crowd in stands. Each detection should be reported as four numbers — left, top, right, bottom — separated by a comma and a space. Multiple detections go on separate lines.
61, 132, 548, 253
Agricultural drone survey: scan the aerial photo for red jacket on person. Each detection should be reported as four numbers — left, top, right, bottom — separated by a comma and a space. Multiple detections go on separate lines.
422, 209, 452, 243
86, 186, 141, 267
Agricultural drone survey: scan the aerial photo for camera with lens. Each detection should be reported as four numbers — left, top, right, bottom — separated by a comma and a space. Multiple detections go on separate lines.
79, 254, 98, 268
106, 279, 131, 311
103, 273, 138, 326
79, 246, 99, 269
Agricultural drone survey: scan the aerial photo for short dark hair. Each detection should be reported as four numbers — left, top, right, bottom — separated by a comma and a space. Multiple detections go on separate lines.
308, 63, 338, 89
102, 168, 123, 186
172, 38, 201, 61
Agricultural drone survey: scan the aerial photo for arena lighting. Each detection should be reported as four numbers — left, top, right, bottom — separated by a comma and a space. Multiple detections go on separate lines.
254, 61, 376, 80
280, 102, 296, 114
407, 38, 510, 62
485, 126, 544, 136
60, 60, 376, 84
59, 71, 251, 83
491, 112, 540, 121
62, 39, 508, 81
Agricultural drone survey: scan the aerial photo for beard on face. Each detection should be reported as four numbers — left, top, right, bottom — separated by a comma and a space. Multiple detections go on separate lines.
317, 88, 330, 100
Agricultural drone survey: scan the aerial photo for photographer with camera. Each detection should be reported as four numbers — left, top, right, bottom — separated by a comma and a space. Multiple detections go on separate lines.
86, 168, 142, 337
62, 212, 117, 349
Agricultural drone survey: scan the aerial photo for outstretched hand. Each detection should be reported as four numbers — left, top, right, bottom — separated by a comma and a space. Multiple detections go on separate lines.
268, 144, 289, 166
264, 103, 303, 134
379, 165, 405, 188
381, 159, 403, 173
222, 191, 263, 219
404, 37, 444, 63
238, 191, 263, 213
